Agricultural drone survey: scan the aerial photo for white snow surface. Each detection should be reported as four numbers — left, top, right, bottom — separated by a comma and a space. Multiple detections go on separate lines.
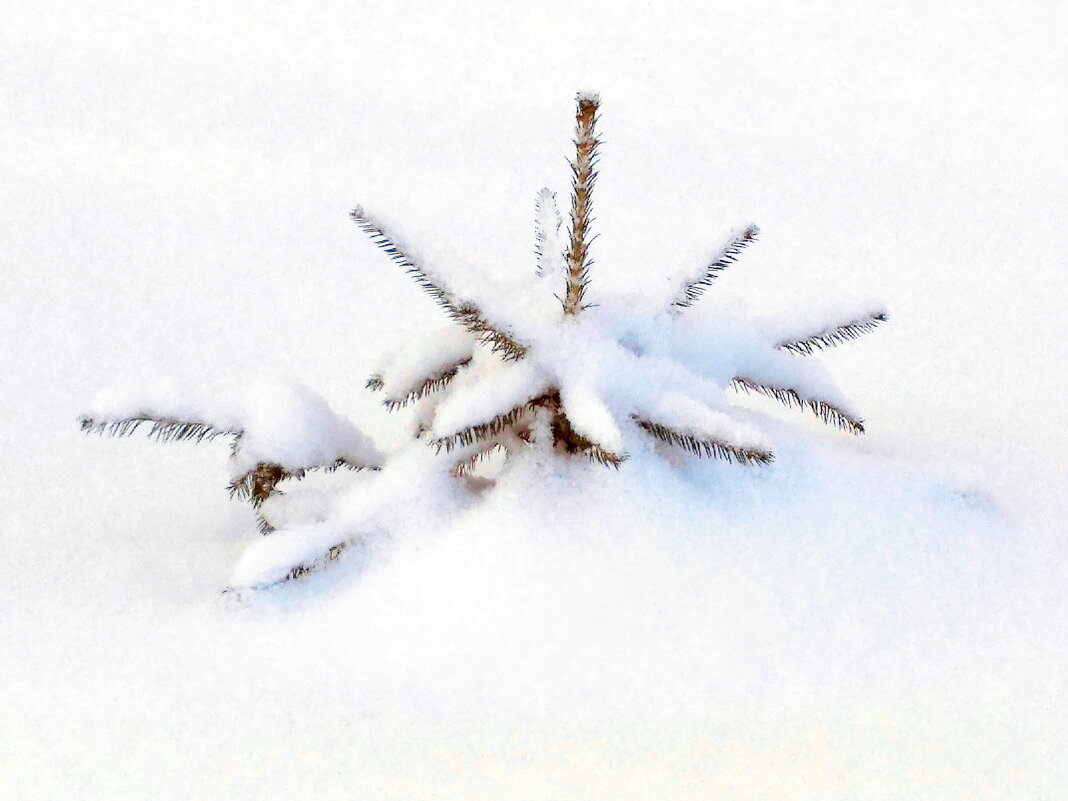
3, 2, 1067, 799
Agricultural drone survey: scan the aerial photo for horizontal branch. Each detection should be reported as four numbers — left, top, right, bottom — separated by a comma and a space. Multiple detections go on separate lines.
429, 395, 546, 452
453, 442, 508, 477
634, 417, 774, 465
80, 415, 238, 444
731, 376, 865, 434
776, 311, 888, 356
223, 540, 349, 595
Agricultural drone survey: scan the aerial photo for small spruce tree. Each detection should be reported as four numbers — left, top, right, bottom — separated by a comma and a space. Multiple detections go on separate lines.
81, 91, 888, 589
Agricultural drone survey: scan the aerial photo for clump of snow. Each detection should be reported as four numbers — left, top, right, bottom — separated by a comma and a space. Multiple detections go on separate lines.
430, 355, 546, 438
372, 325, 475, 401
231, 520, 353, 588
560, 382, 624, 452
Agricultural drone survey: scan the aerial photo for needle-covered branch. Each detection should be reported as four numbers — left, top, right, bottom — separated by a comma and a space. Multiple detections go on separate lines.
670, 225, 760, 311
367, 357, 473, 410
635, 416, 775, 465
732, 376, 865, 434
80, 415, 238, 444
351, 206, 527, 360
430, 396, 544, 452
775, 311, 888, 355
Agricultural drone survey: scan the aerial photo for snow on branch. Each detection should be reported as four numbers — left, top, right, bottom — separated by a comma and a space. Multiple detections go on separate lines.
559, 384, 624, 455
731, 376, 865, 434
670, 225, 760, 311
430, 358, 547, 443
544, 389, 627, 467
227, 458, 370, 509
453, 442, 509, 477
366, 326, 477, 410
373, 358, 473, 411
430, 395, 546, 452
350, 206, 527, 361
81, 380, 384, 527
563, 93, 601, 315
775, 311, 889, 355
227, 523, 351, 593
634, 417, 775, 465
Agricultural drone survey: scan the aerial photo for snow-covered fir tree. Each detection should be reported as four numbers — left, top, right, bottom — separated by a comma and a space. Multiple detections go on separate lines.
81, 91, 886, 590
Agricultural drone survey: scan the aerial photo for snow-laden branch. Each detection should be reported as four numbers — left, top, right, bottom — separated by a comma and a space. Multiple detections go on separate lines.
731, 376, 865, 434
367, 326, 477, 409
81, 379, 384, 519
632, 392, 774, 465
635, 417, 774, 465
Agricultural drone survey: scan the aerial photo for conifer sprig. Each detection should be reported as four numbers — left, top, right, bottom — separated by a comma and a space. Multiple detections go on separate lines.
350, 206, 527, 360
670, 225, 760, 310
578, 443, 627, 468
367, 357, 473, 410
634, 417, 775, 465
82, 411, 379, 535
80, 415, 237, 444
731, 377, 865, 434
430, 397, 546, 452
224, 540, 349, 594
563, 92, 601, 315
776, 312, 888, 355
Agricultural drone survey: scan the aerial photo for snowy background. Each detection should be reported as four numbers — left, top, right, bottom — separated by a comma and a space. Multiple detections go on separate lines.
2, 1, 1066, 798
